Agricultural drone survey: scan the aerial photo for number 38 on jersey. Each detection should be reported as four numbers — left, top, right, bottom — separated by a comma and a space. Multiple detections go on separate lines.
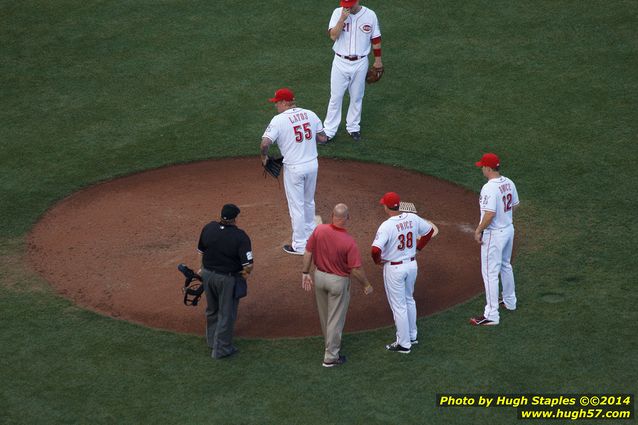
397, 232, 413, 250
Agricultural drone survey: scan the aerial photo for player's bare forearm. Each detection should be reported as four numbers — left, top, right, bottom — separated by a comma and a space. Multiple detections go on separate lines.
329, 25, 344, 41
316, 131, 328, 144
350, 267, 373, 295
475, 211, 496, 243
329, 8, 350, 40
241, 264, 253, 278
260, 137, 273, 165
196, 252, 203, 274
476, 211, 495, 233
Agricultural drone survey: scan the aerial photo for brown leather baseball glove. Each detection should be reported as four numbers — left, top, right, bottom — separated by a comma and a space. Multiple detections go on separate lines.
366, 66, 384, 84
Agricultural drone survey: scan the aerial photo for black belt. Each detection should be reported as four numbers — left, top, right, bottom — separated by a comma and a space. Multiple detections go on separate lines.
204, 267, 239, 277
390, 257, 415, 265
336, 53, 364, 61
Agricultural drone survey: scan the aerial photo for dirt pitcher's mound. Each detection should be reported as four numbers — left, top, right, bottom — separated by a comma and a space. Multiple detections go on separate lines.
27, 157, 482, 338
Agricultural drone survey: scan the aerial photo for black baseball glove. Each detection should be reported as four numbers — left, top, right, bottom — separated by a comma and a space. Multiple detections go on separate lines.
263, 155, 284, 179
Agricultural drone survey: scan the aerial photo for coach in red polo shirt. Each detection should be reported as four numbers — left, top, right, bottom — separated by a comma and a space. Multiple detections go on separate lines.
302, 203, 373, 368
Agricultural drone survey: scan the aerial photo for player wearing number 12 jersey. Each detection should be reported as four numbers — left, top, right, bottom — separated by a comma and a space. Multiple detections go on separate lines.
372, 192, 438, 353
471, 153, 520, 326
261, 88, 328, 255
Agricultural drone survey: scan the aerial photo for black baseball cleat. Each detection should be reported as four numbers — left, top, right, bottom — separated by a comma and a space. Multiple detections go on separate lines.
385, 342, 411, 354
322, 355, 347, 368
410, 339, 419, 345
212, 347, 239, 359
348, 131, 361, 142
283, 244, 304, 256
319, 135, 334, 145
469, 316, 499, 326
499, 299, 516, 311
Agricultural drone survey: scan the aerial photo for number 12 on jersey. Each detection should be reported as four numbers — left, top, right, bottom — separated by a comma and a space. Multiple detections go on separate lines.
502, 193, 512, 212
293, 123, 312, 142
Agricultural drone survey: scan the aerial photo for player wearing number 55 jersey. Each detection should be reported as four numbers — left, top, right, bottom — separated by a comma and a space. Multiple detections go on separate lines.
372, 192, 438, 353
261, 88, 328, 255
470, 153, 520, 326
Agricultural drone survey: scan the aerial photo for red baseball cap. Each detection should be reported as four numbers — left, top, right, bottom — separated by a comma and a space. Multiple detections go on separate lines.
475, 153, 500, 169
340, 0, 357, 7
379, 192, 401, 209
268, 88, 295, 103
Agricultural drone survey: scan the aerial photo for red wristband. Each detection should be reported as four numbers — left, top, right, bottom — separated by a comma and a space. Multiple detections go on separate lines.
373, 48, 381, 57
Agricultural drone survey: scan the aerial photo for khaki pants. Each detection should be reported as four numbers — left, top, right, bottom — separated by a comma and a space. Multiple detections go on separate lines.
314, 270, 351, 362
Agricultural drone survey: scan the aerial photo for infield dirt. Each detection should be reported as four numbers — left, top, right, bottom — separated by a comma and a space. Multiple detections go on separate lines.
28, 157, 482, 338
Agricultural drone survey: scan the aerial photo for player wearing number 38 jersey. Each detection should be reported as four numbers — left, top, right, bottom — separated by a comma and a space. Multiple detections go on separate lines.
470, 153, 520, 326
261, 88, 328, 255
371, 192, 438, 354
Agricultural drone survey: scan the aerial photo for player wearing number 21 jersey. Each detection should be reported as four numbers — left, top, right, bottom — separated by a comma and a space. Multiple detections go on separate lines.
470, 153, 520, 326
261, 88, 328, 255
371, 192, 438, 353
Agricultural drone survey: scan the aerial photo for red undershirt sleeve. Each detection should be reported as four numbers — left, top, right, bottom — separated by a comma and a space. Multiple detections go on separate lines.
371, 246, 383, 264
416, 228, 435, 251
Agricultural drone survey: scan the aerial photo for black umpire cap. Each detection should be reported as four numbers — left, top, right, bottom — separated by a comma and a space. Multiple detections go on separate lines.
221, 204, 240, 220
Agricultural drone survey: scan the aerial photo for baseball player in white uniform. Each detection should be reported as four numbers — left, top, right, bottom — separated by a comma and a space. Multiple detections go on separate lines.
470, 153, 520, 326
372, 192, 438, 353
261, 88, 328, 255
323, 0, 382, 142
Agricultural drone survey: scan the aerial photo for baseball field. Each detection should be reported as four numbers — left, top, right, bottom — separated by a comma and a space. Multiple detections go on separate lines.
1, 0, 636, 424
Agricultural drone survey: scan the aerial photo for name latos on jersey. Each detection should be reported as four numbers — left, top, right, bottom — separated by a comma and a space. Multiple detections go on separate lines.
287, 112, 309, 124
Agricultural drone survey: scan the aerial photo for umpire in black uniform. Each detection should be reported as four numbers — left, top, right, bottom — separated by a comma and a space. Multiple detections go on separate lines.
197, 203, 253, 359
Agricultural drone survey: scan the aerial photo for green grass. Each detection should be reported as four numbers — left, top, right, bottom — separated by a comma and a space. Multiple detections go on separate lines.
1, 0, 637, 424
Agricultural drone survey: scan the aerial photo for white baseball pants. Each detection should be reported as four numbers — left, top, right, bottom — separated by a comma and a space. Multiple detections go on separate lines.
283, 159, 318, 252
383, 261, 418, 349
323, 55, 369, 137
481, 225, 517, 323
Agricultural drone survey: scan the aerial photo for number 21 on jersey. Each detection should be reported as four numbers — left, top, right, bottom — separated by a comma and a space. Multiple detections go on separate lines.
293, 123, 312, 142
